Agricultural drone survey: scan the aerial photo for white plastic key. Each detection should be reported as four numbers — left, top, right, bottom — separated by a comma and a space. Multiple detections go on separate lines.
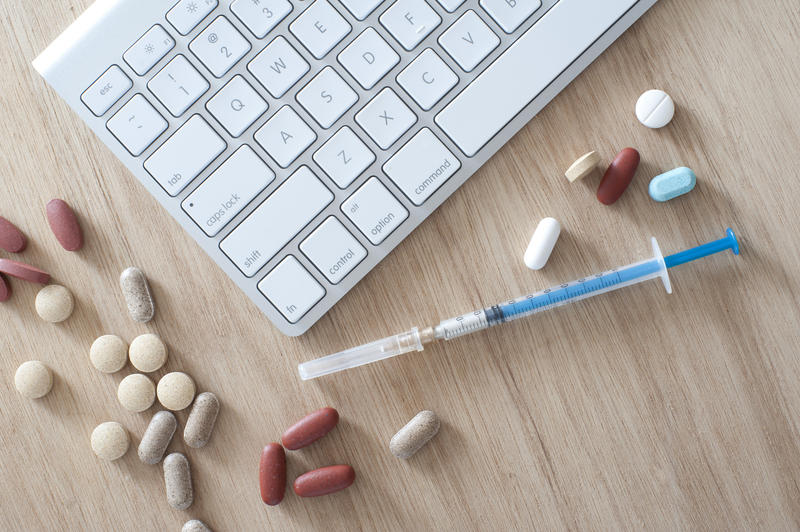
300, 217, 367, 283
190, 16, 251, 78
383, 128, 460, 205
258, 256, 326, 323
182, 146, 275, 236
206, 75, 268, 137
479, 0, 541, 33
231, 0, 293, 38
438, 10, 500, 72
106, 94, 168, 156
82, 66, 132, 116
435, 0, 465, 13
221, 166, 334, 275
379, 0, 441, 51
436, 0, 637, 157
167, 0, 219, 36
147, 55, 210, 117
313, 126, 375, 188
248, 36, 310, 98
255, 106, 317, 168
289, 0, 351, 59
124, 25, 175, 76
341, 177, 408, 244
355, 88, 417, 150
143, 115, 226, 196
339, 0, 384, 20
296, 67, 358, 129
337, 28, 400, 90
396, 49, 458, 111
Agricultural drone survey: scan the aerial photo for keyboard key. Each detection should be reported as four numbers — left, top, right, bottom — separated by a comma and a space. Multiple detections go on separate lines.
248, 36, 309, 98
379, 0, 441, 51
435, 0, 465, 13
439, 10, 500, 72
231, 0, 292, 38
190, 16, 251, 78
289, 0, 351, 59
342, 177, 408, 244
258, 256, 325, 323
300, 217, 367, 283
436, 0, 635, 156
313, 126, 375, 188
355, 88, 416, 150
81, 66, 132, 116
396, 48, 458, 111
106, 94, 168, 156
147, 55, 210, 117
221, 166, 334, 275
124, 25, 176, 76
339, 0, 383, 20
480, 0, 541, 33
206, 75, 268, 137
144, 115, 226, 196
296, 67, 358, 129
383, 128, 460, 205
182, 146, 275, 236
254, 106, 317, 168
337, 28, 400, 90
167, 0, 219, 35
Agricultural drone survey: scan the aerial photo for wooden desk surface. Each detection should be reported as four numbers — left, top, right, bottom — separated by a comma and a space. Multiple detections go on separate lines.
2, 0, 800, 529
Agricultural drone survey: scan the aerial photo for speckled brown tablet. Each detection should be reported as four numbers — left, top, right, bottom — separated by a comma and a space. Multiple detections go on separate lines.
293, 465, 355, 497
0, 258, 50, 284
183, 520, 213, 532
164, 453, 193, 510
281, 407, 339, 450
46, 199, 83, 251
389, 410, 440, 459
0, 274, 10, 302
119, 267, 155, 322
184, 392, 219, 448
0, 216, 26, 253
139, 411, 177, 465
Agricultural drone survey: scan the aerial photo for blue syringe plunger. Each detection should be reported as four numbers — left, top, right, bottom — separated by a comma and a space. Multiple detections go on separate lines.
664, 228, 739, 269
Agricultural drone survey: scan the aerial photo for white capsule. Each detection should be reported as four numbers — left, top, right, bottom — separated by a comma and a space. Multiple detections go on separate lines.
524, 218, 561, 270
635, 89, 675, 129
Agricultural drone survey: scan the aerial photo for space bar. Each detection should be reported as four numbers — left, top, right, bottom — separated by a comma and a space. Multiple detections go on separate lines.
435, 0, 637, 157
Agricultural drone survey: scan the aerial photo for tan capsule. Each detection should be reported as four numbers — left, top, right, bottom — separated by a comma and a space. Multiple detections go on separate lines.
164, 453, 193, 510
389, 410, 440, 459
138, 411, 177, 465
119, 267, 155, 323
184, 392, 219, 448
183, 520, 213, 532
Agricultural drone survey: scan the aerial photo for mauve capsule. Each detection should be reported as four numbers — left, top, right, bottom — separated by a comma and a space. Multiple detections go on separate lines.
597, 148, 640, 205
259, 443, 286, 506
0, 274, 9, 302
293, 465, 355, 497
0, 258, 50, 284
46, 199, 83, 251
0, 216, 26, 253
281, 407, 339, 450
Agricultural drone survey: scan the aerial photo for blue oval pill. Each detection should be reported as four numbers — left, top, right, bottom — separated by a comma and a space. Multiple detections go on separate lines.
649, 167, 696, 202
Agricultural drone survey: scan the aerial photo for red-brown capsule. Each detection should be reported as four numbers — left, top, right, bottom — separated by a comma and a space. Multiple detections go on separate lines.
281, 407, 339, 450
259, 443, 286, 506
0, 258, 50, 284
46, 199, 83, 251
0, 274, 10, 302
293, 465, 355, 497
596, 148, 640, 205
0, 216, 26, 253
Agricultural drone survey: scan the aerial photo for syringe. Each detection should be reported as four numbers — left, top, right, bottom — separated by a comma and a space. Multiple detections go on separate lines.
298, 228, 740, 380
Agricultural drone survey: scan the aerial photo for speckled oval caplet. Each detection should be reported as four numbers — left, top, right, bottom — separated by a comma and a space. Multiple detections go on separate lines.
0, 216, 26, 253
389, 410, 441, 459
46, 199, 83, 251
184, 392, 220, 448
163, 453, 193, 510
119, 267, 155, 322
138, 411, 177, 464
182, 520, 213, 532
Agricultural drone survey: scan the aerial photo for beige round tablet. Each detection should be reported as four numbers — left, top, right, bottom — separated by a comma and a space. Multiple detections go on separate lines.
14, 360, 53, 399
129, 333, 167, 373
117, 373, 156, 412
157, 372, 196, 411
90, 335, 128, 374
35, 284, 74, 323
565, 151, 602, 183
91, 421, 129, 461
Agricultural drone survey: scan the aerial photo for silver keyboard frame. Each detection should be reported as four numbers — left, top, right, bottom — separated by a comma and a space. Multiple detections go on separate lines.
34, 0, 657, 336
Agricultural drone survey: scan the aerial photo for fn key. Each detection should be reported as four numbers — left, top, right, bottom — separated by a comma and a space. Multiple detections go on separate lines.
259, 256, 325, 324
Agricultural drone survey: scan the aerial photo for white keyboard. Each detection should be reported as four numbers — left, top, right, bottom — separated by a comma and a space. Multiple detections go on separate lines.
34, 0, 657, 335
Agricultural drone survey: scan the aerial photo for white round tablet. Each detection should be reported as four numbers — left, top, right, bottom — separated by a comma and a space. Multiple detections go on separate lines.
117, 373, 156, 412
129, 333, 167, 373
91, 421, 129, 461
636, 89, 675, 129
157, 372, 196, 411
15, 360, 53, 399
35, 284, 74, 323
90, 335, 128, 374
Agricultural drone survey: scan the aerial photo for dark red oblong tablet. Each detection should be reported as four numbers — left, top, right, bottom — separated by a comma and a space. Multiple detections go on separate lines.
0, 216, 26, 253
293, 465, 355, 498
0, 258, 50, 284
259, 443, 286, 506
281, 407, 339, 450
46, 199, 83, 251
597, 148, 640, 205
0, 274, 10, 302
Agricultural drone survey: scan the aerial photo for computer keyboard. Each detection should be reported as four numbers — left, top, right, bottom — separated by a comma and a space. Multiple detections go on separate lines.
34, 0, 657, 335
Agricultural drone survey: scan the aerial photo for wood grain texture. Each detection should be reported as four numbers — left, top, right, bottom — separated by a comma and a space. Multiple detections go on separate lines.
2, 0, 800, 529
